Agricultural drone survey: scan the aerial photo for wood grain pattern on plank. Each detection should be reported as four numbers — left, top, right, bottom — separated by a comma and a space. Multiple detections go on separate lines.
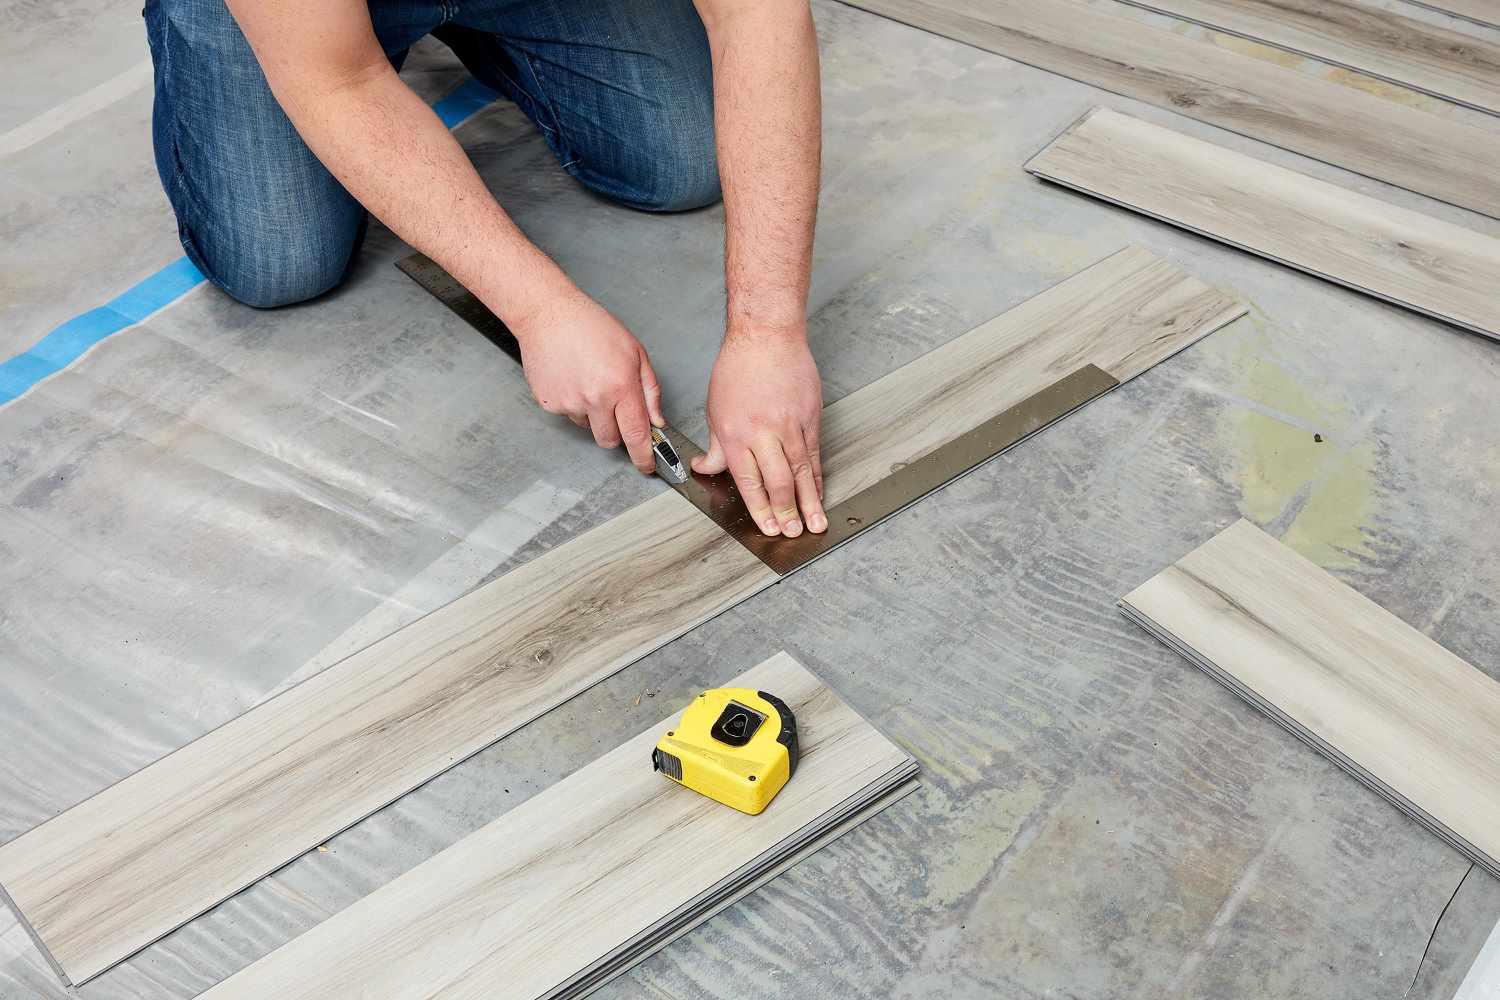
819, 245, 1245, 503
0, 493, 777, 986
1121, 520, 1500, 876
1406, 0, 1500, 30
1025, 109, 1500, 341
0, 246, 1243, 986
1117, 0, 1500, 115
199, 652, 916, 1000
840, 0, 1500, 218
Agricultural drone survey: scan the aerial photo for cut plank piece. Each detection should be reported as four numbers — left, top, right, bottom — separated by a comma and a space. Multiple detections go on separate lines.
0, 246, 1245, 985
1116, 0, 1500, 115
1406, 0, 1500, 30
1121, 520, 1500, 877
1025, 108, 1500, 342
839, 0, 1500, 218
199, 652, 918, 999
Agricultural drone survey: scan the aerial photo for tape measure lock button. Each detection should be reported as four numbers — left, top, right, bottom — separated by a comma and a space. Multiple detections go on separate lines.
709, 700, 765, 747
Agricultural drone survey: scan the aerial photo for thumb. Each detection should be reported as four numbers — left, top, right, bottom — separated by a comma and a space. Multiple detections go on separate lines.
639, 349, 664, 428
691, 430, 728, 475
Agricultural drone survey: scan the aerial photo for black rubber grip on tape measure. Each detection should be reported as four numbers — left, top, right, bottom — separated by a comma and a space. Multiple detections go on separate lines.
757, 691, 799, 779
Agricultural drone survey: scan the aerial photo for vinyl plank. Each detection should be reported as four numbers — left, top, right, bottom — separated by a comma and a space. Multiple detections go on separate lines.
198, 652, 918, 1000
0, 492, 777, 986
1406, 0, 1500, 31
839, 0, 1500, 218
1120, 520, 1500, 877
1025, 108, 1500, 341
565, 781, 919, 1000
0, 246, 1244, 985
1116, 0, 1500, 115
817, 245, 1245, 503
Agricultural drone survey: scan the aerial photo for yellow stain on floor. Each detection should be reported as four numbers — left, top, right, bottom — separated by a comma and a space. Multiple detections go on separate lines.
918, 781, 1050, 908
1215, 315, 1380, 569
883, 702, 1059, 907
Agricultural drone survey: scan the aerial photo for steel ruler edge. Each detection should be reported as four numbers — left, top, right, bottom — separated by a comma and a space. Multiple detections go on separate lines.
397, 252, 1121, 576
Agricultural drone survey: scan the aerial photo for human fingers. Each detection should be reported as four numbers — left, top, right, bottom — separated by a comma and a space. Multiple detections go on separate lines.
588, 407, 623, 450
751, 438, 802, 537
615, 394, 656, 473
783, 429, 826, 533
726, 447, 780, 537
639, 349, 664, 428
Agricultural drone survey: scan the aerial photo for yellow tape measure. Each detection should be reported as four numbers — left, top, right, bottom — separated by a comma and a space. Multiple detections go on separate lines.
652, 688, 799, 815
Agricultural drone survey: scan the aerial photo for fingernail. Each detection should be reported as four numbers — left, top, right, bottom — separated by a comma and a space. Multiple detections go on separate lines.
762, 520, 780, 536
809, 513, 827, 532
785, 519, 802, 536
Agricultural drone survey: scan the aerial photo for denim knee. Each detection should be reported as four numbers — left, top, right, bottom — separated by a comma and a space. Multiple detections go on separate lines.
561, 77, 722, 213
620, 97, 721, 213
188, 221, 361, 310
145, 0, 368, 308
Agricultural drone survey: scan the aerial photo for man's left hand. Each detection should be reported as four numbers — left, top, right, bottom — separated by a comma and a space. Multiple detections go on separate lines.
692, 328, 826, 538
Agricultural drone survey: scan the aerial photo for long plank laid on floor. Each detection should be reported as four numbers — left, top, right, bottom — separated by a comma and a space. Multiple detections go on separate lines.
1024, 108, 1500, 342
199, 652, 917, 999
1120, 520, 1500, 877
0, 245, 1244, 985
1407, 0, 1500, 30
1116, 0, 1500, 115
839, 0, 1500, 218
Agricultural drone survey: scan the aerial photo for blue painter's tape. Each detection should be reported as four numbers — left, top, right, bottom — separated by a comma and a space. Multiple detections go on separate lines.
0, 258, 206, 404
432, 78, 502, 129
1, 76, 499, 408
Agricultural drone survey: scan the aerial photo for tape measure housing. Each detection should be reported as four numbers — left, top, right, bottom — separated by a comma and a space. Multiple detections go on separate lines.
652, 688, 798, 815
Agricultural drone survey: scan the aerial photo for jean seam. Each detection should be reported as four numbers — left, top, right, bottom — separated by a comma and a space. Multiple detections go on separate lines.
156, 12, 220, 276
518, 51, 575, 162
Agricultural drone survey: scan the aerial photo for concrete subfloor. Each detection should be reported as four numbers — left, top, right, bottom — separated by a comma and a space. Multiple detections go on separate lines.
3, 2, 1500, 997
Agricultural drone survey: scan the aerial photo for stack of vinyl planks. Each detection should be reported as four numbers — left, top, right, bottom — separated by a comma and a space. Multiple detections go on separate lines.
1121, 521, 1500, 878
197, 652, 919, 999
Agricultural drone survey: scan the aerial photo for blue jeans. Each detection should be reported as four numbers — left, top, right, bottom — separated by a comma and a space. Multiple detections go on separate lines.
143, 0, 719, 308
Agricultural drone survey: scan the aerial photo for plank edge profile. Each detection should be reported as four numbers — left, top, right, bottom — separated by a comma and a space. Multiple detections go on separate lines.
0, 880, 72, 986
1118, 519, 1500, 878
1118, 600, 1500, 879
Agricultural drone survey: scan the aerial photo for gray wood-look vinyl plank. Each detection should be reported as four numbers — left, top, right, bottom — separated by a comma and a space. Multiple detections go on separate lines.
839, 0, 1500, 218
1406, 0, 1500, 30
1025, 108, 1500, 341
1121, 520, 1500, 877
198, 652, 917, 1000
0, 246, 1243, 986
1116, 0, 1500, 115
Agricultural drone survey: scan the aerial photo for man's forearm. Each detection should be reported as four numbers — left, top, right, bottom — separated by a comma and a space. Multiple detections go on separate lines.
274, 69, 575, 328
227, 0, 573, 329
700, 1, 821, 339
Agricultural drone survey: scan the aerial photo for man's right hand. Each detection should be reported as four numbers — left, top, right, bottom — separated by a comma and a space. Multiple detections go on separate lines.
514, 292, 665, 474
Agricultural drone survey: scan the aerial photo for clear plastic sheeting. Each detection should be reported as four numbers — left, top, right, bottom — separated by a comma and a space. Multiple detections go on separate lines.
6, 4, 1500, 1000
